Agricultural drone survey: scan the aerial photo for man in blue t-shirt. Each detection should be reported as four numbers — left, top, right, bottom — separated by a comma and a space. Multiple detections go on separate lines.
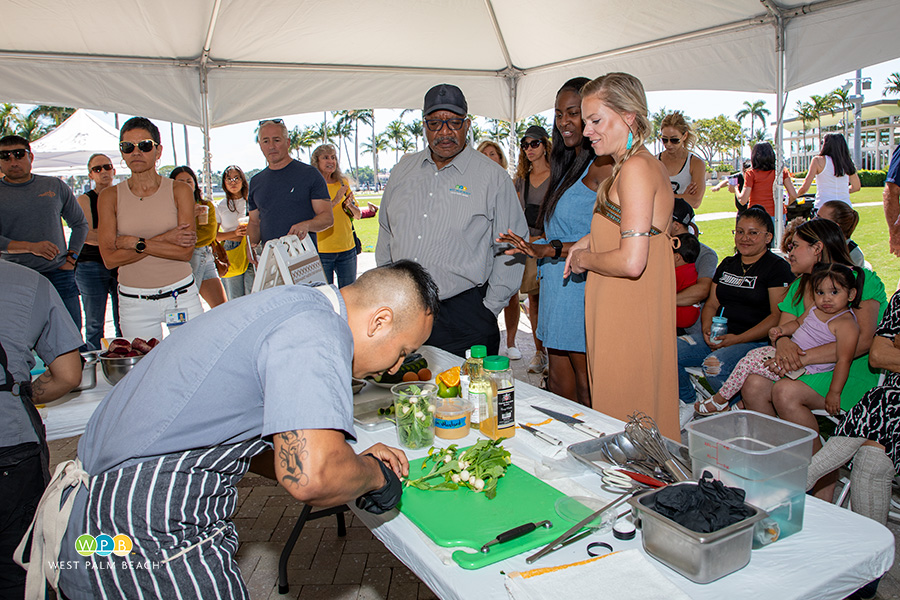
885, 145, 900, 257
248, 119, 332, 247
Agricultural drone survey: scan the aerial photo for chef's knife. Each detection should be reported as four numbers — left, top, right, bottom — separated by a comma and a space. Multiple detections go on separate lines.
519, 423, 563, 447
531, 406, 604, 438
480, 520, 552, 553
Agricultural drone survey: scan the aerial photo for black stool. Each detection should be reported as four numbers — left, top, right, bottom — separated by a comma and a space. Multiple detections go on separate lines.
277, 504, 349, 594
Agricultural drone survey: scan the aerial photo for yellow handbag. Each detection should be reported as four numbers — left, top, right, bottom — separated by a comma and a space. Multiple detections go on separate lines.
224, 236, 250, 277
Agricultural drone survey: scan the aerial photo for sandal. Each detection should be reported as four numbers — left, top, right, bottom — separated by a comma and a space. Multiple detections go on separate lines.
694, 395, 736, 416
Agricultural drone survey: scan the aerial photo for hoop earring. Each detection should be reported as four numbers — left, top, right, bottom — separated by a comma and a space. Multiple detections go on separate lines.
626, 131, 633, 151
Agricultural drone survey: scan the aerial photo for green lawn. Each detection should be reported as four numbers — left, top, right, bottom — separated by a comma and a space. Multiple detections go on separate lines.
354, 187, 898, 292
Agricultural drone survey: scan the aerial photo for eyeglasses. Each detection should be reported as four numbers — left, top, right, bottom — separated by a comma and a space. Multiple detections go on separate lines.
424, 118, 466, 131
520, 139, 543, 149
90, 164, 114, 173
732, 229, 763, 239
660, 136, 682, 145
119, 140, 157, 154
226, 176, 242, 183
0, 149, 29, 160
258, 118, 284, 126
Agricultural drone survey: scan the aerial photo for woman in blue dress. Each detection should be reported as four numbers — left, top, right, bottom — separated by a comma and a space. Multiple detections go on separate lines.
500, 77, 612, 406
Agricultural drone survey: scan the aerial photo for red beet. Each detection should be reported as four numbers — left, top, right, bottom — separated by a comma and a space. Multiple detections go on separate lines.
132, 338, 152, 354
147, 338, 160, 349
108, 338, 131, 354
123, 351, 141, 357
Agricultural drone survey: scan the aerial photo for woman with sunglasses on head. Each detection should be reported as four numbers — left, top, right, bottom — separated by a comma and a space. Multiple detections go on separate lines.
75, 154, 122, 350
312, 144, 361, 288
678, 206, 795, 416
500, 78, 613, 406
170, 166, 227, 308
98, 117, 202, 340
216, 165, 255, 299
796, 132, 861, 210
736, 141, 798, 217
657, 112, 706, 209
742, 219, 886, 494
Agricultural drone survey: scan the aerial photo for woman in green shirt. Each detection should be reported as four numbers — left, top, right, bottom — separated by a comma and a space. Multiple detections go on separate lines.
742, 219, 886, 451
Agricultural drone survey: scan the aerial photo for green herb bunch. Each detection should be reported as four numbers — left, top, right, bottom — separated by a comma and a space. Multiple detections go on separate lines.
393, 384, 436, 449
404, 439, 511, 500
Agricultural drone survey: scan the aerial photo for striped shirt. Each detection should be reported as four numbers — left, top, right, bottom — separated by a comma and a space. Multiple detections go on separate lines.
375, 145, 527, 315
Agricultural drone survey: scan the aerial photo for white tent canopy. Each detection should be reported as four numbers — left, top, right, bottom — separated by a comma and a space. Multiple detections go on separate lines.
29, 109, 121, 176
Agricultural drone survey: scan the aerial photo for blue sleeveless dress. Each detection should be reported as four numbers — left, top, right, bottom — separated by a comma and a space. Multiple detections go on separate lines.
535, 167, 595, 352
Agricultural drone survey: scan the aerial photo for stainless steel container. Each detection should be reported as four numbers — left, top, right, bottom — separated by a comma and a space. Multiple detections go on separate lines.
628, 482, 767, 584
100, 355, 143, 385
72, 352, 98, 392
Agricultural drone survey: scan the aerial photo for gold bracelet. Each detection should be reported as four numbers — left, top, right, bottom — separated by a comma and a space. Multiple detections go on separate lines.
621, 230, 651, 238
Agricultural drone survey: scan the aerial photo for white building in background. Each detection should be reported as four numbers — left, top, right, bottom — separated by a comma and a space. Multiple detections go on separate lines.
784, 99, 900, 173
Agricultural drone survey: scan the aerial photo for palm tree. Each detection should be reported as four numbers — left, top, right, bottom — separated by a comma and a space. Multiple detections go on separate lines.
332, 117, 354, 165
0, 103, 19, 137
362, 133, 389, 189
407, 119, 424, 151
469, 118, 485, 144
16, 114, 49, 141
735, 100, 770, 154
28, 105, 75, 128
384, 119, 410, 163
808, 93, 837, 146
830, 87, 852, 137
526, 114, 550, 131
484, 118, 506, 142
649, 106, 668, 153
337, 109, 373, 181
885, 72, 900, 106
794, 101, 818, 170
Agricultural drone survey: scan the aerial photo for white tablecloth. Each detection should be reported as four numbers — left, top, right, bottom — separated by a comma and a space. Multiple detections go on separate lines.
39, 370, 113, 441
350, 346, 895, 600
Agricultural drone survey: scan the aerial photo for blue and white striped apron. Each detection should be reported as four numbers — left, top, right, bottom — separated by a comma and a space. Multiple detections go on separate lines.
84, 439, 270, 598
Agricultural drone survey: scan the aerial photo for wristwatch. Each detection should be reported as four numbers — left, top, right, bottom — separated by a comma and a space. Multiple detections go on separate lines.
66, 250, 79, 261
135, 238, 146, 254
550, 239, 563, 259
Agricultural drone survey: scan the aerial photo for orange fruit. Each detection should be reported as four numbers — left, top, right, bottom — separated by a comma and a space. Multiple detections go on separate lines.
438, 366, 461, 388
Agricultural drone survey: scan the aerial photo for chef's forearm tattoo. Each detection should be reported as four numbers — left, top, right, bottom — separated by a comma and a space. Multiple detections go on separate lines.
278, 431, 310, 488
31, 371, 52, 402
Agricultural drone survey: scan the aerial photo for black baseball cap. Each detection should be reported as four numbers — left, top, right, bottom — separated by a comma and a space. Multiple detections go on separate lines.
522, 125, 549, 141
424, 84, 467, 116
672, 198, 694, 226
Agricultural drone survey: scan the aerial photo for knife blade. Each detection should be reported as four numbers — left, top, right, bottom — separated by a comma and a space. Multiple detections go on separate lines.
519, 423, 563, 447
531, 405, 605, 438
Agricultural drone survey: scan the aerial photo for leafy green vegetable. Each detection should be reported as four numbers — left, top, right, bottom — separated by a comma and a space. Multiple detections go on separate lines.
393, 384, 436, 449
404, 439, 511, 499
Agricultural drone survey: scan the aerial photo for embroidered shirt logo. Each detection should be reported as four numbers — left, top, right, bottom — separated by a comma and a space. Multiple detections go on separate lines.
449, 184, 470, 197
38, 191, 56, 198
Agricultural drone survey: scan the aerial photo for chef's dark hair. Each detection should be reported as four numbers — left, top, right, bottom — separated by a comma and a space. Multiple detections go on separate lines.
361, 260, 440, 317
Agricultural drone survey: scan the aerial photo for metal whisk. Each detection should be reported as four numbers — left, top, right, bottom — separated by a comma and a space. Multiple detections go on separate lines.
624, 412, 691, 482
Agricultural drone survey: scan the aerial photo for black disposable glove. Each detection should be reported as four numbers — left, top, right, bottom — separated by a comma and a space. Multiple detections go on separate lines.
355, 454, 402, 514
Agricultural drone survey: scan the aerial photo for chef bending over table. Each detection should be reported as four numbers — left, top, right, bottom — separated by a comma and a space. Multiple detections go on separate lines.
16, 260, 438, 600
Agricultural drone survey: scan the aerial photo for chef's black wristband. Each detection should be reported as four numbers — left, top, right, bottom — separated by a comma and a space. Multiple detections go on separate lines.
355, 454, 402, 514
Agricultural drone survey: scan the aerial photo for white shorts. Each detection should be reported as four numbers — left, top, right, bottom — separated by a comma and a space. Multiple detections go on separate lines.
118, 274, 204, 340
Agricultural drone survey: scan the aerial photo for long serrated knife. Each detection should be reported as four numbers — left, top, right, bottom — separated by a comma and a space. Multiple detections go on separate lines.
531, 405, 604, 438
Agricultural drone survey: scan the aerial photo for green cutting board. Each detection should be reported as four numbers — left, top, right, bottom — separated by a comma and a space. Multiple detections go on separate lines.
398, 451, 569, 570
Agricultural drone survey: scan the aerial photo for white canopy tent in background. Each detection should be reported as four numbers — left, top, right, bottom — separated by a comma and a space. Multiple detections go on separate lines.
29, 109, 120, 176
2, 0, 899, 239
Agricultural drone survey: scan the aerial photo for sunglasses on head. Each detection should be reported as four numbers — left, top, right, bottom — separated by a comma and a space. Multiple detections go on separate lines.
258, 118, 284, 126
90, 164, 114, 173
660, 136, 682, 145
520, 139, 543, 149
0, 149, 29, 160
424, 117, 466, 131
119, 140, 157, 154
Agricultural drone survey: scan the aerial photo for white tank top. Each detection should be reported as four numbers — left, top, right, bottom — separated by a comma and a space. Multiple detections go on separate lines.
814, 155, 850, 209
660, 151, 695, 197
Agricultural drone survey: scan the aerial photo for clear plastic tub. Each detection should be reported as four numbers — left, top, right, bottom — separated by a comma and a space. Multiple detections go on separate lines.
686, 411, 816, 543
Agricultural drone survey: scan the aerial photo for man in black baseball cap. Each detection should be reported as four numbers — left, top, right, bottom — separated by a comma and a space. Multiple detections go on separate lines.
375, 83, 527, 356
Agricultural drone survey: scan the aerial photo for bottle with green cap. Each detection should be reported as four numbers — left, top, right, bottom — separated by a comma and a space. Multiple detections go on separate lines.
481, 355, 515, 440
462, 345, 488, 429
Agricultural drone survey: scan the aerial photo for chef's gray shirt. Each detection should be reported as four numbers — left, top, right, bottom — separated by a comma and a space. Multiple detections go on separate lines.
0, 261, 83, 447
375, 145, 527, 315
77, 284, 357, 476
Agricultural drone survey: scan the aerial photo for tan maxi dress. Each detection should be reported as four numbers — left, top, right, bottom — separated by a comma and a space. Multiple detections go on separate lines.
584, 203, 680, 441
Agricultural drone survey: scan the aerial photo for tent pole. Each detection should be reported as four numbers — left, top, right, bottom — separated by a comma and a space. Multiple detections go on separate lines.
200, 64, 213, 201
765, 1, 787, 248
508, 74, 518, 176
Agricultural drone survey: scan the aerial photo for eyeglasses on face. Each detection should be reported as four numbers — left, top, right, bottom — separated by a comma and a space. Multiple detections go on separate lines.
0, 149, 29, 160
424, 118, 466, 131
660, 136, 682, 145
90, 164, 114, 173
226, 176, 242, 183
520, 139, 543, 149
119, 140, 157, 154
732, 229, 762, 239
258, 118, 284, 126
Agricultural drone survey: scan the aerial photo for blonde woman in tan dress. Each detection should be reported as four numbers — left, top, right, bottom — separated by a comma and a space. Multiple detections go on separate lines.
564, 73, 679, 440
